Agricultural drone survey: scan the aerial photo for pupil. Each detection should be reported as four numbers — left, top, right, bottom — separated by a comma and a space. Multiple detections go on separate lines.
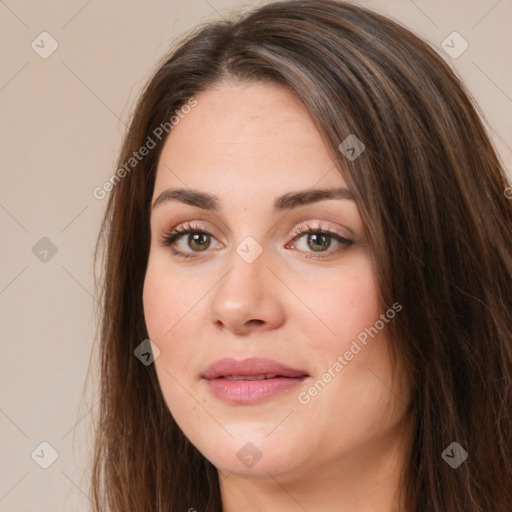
308, 233, 330, 251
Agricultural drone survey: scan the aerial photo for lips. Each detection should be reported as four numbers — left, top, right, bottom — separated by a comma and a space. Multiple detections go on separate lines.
224, 374, 281, 381
202, 357, 308, 380
202, 357, 309, 405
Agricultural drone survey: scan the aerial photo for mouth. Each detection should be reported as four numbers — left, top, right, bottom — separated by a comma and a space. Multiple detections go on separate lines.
202, 357, 309, 405
223, 373, 293, 380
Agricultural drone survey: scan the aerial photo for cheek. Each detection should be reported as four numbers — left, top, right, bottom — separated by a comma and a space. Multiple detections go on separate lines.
298, 258, 382, 350
142, 259, 199, 342
142, 269, 173, 339
295, 258, 393, 405
142, 258, 211, 378
142, 265, 202, 421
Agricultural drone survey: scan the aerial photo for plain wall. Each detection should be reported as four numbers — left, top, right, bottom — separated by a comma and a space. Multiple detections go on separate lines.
1, 0, 510, 510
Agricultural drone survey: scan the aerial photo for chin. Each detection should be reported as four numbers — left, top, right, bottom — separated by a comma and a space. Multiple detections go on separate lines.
187, 423, 306, 477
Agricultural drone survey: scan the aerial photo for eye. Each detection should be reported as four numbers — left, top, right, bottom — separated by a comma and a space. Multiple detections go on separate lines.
157, 221, 221, 260
157, 221, 353, 260
286, 221, 353, 259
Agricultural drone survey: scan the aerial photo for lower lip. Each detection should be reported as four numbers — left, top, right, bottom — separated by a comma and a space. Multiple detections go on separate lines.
204, 376, 308, 404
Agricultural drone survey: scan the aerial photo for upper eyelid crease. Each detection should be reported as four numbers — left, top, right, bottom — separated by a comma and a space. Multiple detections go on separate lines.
150, 186, 355, 213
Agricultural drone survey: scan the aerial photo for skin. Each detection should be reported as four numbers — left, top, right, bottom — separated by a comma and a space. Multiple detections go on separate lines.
143, 80, 411, 512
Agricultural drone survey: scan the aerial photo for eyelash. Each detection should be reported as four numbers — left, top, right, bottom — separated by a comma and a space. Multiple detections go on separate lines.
157, 221, 353, 260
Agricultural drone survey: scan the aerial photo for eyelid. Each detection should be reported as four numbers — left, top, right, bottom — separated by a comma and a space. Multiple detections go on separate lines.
288, 220, 351, 241
157, 221, 219, 247
157, 220, 353, 259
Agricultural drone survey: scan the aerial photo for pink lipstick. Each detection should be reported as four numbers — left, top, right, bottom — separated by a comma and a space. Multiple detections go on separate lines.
202, 357, 309, 405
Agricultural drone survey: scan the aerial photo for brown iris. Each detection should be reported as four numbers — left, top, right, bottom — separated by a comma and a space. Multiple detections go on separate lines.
187, 232, 211, 251
307, 233, 331, 252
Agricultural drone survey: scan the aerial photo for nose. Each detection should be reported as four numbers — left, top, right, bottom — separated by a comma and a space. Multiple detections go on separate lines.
208, 245, 285, 335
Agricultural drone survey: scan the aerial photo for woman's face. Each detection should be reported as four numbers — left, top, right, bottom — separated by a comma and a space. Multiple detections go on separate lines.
143, 81, 409, 483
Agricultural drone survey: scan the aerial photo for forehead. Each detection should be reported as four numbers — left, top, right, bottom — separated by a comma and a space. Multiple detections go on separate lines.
153, 81, 347, 202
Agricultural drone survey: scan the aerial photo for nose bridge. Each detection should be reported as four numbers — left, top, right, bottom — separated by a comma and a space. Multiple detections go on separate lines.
217, 238, 268, 305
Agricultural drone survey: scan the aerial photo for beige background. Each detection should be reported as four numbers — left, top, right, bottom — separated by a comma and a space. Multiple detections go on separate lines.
0, 0, 510, 510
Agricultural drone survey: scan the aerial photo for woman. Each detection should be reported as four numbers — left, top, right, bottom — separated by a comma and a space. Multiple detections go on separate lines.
91, 0, 512, 510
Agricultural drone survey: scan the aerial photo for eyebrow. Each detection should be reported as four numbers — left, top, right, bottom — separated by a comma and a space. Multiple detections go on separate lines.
151, 186, 354, 213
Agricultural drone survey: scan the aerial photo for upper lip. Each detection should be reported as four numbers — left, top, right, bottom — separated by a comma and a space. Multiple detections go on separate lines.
202, 357, 309, 379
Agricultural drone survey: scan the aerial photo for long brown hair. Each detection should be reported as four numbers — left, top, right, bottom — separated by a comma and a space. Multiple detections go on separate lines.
90, 1, 512, 510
